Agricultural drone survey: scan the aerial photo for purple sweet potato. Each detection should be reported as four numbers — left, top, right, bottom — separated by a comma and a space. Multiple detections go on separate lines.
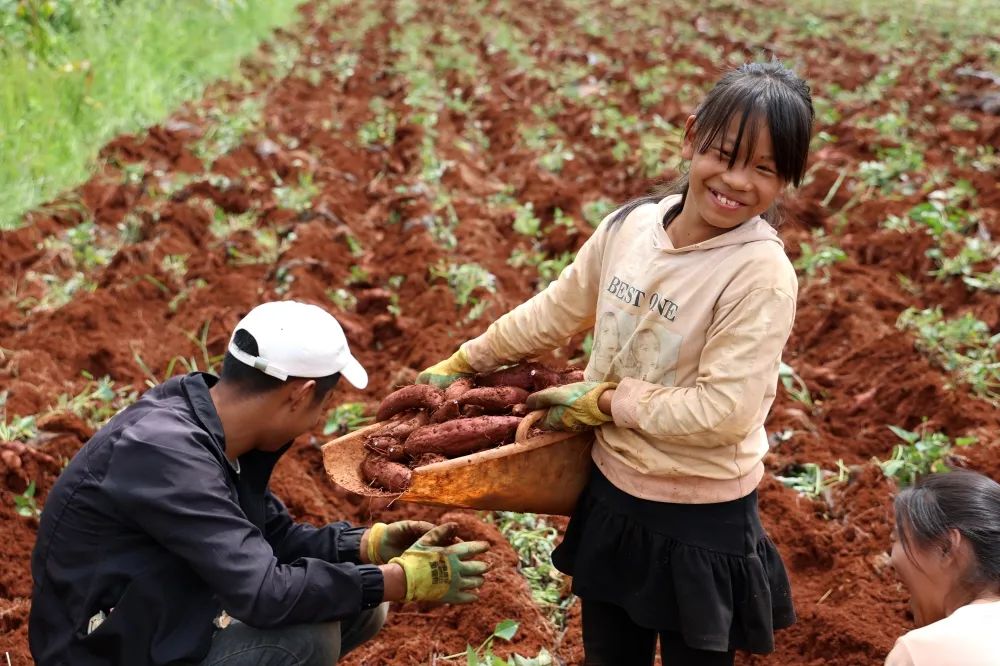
361, 453, 412, 492
404, 416, 522, 457
412, 452, 448, 467
461, 404, 485, 417
443, 377, 474, 401
364, 435, 407, 462
376, 410, 430, 439
430, 399, 461, 423
475, 364, 543, 391
458, 386, 529, 411
376, 385, 444, 422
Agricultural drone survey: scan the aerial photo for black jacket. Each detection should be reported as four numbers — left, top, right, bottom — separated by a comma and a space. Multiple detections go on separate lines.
29, 373, 383, 665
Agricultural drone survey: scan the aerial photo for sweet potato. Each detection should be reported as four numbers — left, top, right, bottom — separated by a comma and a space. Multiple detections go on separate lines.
443, 377, 474, 401
361, 453, 412, 492
461, 404, 485, 418
511, 403, 529, 417
476, 363, 583, 391
430, 399, 461, 423
376, 385, 444, 422
559, 369, 585, 384
364, 435, 407, 462
377, 410, 429, 439
412, 452, 448, 467
404, 416, 522, 457
475, 363, 543, 391
458, 386, 529, 412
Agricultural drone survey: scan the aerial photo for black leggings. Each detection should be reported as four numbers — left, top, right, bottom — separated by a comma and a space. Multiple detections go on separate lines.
582, 599, 736, 666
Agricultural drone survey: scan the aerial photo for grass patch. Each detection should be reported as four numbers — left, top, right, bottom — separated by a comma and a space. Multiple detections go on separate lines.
0, 0, 308, 229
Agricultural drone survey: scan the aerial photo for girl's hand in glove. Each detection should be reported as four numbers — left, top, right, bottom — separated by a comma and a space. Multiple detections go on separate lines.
389, 523, 491, 604
415, 348, 476, 388
364, 520, 436, 565
525, 381, 618, 431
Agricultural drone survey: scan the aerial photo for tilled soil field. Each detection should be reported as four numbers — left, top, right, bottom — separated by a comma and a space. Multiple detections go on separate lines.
2, 0, 998, 664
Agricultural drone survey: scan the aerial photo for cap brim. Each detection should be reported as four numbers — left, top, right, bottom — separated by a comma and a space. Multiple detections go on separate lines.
339, 355, 368, 389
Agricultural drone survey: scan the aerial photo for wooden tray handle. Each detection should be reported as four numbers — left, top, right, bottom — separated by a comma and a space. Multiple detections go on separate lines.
516, 409, 546, 442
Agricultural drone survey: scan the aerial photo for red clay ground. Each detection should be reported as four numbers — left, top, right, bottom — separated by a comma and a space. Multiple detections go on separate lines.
2, 0, 998, 664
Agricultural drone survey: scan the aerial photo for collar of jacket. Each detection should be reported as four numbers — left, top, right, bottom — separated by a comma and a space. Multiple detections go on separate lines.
179, 372, 293, 485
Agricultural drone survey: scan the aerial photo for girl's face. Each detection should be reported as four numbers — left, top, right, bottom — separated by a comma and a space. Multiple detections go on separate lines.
890, 524, 961, 627
679, 114, 786, 234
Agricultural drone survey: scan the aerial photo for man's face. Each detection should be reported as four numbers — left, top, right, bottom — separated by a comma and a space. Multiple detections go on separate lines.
259, 381, 335, 451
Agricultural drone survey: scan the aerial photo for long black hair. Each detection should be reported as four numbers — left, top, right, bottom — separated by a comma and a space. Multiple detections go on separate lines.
895, 470, 1000, 593
609, 60, 814, 228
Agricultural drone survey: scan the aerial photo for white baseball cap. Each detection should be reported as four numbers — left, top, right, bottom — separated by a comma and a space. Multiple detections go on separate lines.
227, 301, 368, 389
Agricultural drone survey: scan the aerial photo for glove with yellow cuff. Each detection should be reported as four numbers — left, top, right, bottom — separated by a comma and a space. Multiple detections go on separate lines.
525, 381, 617, 431
389, 523, 490, 604
366, 520, 436, 565
415, 347, 477, 388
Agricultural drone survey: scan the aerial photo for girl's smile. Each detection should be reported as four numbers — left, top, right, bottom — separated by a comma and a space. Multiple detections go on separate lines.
668, 113, 785, 247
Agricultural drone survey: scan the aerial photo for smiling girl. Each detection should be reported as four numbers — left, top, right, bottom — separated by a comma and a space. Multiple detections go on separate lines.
417, 60, 814, 665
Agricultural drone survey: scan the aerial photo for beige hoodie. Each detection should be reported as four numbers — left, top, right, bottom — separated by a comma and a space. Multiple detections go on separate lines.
465, 194, 798, 503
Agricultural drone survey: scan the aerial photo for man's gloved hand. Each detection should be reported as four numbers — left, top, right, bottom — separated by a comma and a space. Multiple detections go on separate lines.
366, 520, 436, 565
416, 347, 476, 388
525, 381, 618, 431
389, 522, 490, 604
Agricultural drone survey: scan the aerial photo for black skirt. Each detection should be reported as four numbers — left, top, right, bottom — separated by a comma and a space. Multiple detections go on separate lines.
552, 466, 795, 654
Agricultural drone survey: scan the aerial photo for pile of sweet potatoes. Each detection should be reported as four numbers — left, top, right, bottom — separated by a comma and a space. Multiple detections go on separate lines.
359, 362, 583, 492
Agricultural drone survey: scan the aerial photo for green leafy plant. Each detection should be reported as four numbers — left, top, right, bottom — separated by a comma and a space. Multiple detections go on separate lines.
429, 261, 496, 321
778, 362, 815, 410
490, 512, 572, 628
14, 480, 41, 520
323, 403, 373, 436
793, 230, 847, 281
51, 373, 136, 429
273, 172, 318, 212
897, 307, 999, 403
438, 619, 553, 666
878, 425, 976, 486
775, 460, 849, 500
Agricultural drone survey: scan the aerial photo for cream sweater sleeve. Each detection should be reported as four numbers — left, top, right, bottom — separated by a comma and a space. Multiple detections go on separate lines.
611, 285, 796, 447
884, 641, 915, 666
463, 217, 612, 371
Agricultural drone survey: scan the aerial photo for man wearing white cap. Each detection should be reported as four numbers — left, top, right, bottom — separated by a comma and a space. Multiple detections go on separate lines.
30, 301, 490, 666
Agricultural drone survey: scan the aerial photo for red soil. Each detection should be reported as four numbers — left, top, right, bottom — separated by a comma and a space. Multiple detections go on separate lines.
1, 0, 998, 663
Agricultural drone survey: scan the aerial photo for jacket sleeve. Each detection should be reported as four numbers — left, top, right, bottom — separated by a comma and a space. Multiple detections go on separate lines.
610, 286, 795, 447
463, 215, 613, 370
102, 428, 383, 628
264, 492, 366, 565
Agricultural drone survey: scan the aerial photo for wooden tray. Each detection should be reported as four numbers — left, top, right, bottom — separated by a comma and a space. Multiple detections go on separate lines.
322, 411, 593, 515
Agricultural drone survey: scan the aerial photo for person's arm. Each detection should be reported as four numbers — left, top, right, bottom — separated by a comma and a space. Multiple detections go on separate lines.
263, 491, 367, 564
462, 214, 615, 370
103, 432, 384, 627
609, 286, 796, 447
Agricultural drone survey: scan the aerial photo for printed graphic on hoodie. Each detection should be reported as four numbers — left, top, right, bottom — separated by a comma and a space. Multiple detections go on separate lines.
593, 308, 682, 386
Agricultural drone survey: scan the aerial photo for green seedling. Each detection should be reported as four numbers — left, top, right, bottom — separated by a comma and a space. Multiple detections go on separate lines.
778, 362, 815, 410
582, 198, 615, 228
878, 425, 977, 487
14, 481, 42, 520
272, 172, 318, 212
512, 203, 541, 237
323, 403, 373, 436
429, 261, 496, 321
52, 373, 136, 429
490, 511, 572, 629
195, 97, 264, 163
775, 460, 850, 500
898, 307, 1000, 403
793, 230, 847, 281
438, 619, 553, 666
